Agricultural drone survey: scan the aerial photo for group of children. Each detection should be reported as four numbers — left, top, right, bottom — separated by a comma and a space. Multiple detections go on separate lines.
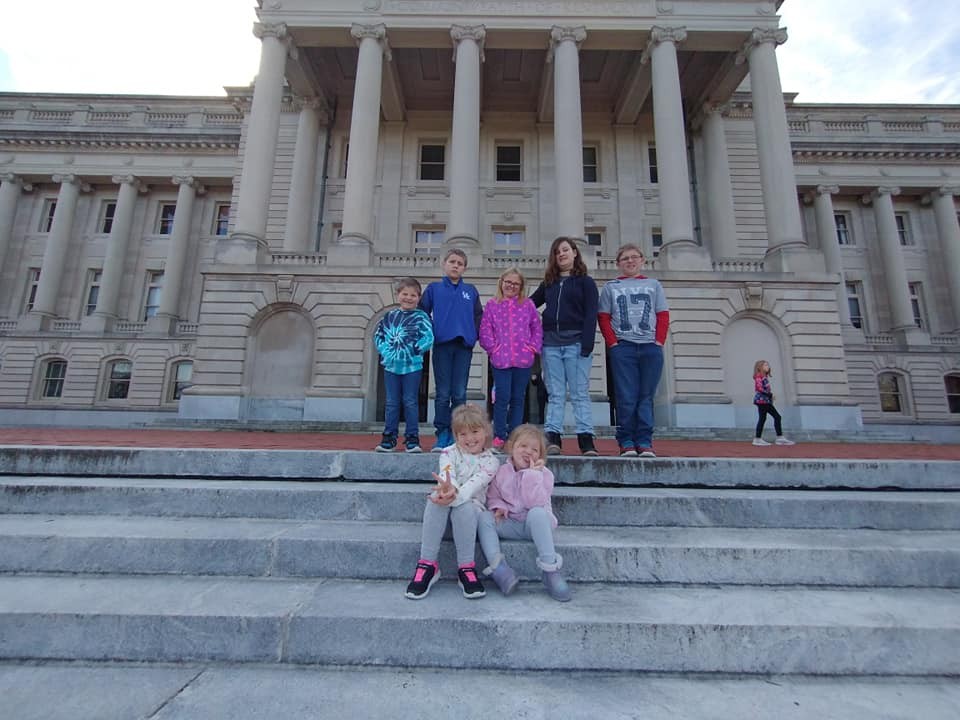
374, 240, 793, 600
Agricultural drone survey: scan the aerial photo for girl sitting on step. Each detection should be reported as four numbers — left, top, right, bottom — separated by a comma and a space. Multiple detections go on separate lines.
477, 424, 571, 602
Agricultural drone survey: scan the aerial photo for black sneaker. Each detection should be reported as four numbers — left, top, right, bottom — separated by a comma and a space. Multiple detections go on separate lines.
404, 561, 440, 600
545, 432, 562, 456
405, 439, 422, 453
577, 433, 598, 456
457, 566, 486, 599
375, 434, 396, 452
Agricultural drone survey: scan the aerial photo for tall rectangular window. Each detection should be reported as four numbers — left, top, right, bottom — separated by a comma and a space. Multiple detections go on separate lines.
878, 373, 904, 413
582, 146, 598, 183
946, 375, 960, 414
585, 230, 603, 257
834, 213, 852, 245
648, 145, 658, 184
651, 227, 663, 257
493, 230, 524, 256
105, 360, 132, 400
157, 203, 176, 234
895, 213, 913, 246
85, 270, 102, 316
213, 203, 230, 236
496, 145, 522, 182
41, 360, 67, 399
24, 268, 40, 313
170, 361, 194, 402
414, 228, 444, 255
39, 199, 57, 232
419, 144, 445, 181
99, 201, 117, 234
908, 282, 926, 329
143, 271, 164, 321
845, 281, 864, 330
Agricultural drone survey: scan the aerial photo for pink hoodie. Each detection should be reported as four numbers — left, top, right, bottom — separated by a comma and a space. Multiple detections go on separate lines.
479, 297, 543, 370
485, 460, 558, 528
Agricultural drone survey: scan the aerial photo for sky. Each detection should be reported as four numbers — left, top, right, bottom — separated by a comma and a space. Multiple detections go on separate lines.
1, 0, 959, 104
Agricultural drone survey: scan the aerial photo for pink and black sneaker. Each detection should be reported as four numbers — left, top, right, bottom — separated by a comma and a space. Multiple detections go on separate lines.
404, 560, 440, 600
457, 564, 486, 599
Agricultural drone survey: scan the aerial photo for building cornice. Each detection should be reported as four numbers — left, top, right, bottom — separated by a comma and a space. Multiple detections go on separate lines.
0, 132, 240, 153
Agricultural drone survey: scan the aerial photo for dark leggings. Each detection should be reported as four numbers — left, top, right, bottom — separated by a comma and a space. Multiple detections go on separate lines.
755, 403, 782, 437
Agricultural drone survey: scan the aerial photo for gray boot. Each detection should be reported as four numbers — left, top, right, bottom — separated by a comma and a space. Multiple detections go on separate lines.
537, 554, 571, 602
483, 554, 519, 596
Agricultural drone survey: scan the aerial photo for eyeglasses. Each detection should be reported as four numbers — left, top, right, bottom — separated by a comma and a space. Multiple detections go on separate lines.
502, 280, 522, 288
618, 255, 643, 262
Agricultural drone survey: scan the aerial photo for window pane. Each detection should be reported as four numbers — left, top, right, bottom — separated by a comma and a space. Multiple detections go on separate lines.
42, 361, 67, 398
878, 373, 902, 413
583, 146, 598, 183
214, 204, 230, 236
107, 361, 132, 400
419, 145, 445, 181
648, 146, 658, 184
496, 146, 521, 181
173, 361, 194, 400
946, 375, 960, 414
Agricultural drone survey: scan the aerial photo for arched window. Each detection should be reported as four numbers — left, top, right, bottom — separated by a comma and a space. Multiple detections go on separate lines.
40, 359, 67, 399
168, 360, 193, 402
105, 360, 132, 400
877, 372, 906, 414
945, 374, 960, 414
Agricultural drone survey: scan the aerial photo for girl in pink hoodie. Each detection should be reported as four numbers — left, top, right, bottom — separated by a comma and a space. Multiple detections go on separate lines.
479, 269, 543, 451
477, 424, 570, 602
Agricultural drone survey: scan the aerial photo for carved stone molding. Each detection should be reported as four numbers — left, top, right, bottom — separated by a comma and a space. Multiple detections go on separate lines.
351, 23, 391, 61
172, 175, 206, 196
451, 24, 486, 62
0, 173, 32, 192
861, 186, 900, 205
111, 174, 142, 191
253, 22, 289, 42
802, 184, 838, 205
736, 27, 788, 65
641, 26, 687, 64
547, 26, 587, 63
276, 275, 296, 303
52, 173, 91, 192
742, 281, 764, 310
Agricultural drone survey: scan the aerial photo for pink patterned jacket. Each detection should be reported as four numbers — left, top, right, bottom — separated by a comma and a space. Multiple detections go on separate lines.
479, 297, 543, 370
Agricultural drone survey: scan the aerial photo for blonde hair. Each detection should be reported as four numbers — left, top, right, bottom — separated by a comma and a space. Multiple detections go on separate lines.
753, 359, 771, 377
505, 423, 547, 461
615, 243, 645, 263
494, 268, 527, 301
451, 404, 491, 447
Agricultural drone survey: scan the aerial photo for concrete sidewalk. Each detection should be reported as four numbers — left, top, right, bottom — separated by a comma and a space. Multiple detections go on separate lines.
1, 426, 958, 460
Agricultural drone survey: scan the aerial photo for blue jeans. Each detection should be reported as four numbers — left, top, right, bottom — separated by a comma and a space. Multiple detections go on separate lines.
383, 369, 421, 442
542, 344, 593, 435
609, 341, 663, 449
492, 365, 532, 441
432, 341, 473, 442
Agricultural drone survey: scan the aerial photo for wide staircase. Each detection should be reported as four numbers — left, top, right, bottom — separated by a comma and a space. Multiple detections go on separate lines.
0, 446, 958, 716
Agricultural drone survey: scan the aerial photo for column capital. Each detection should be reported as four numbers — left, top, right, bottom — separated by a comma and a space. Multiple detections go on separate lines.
736, 27, 788, 65
111, 174, 145, 191
803, 185, 839, 205
0, 173, 32, 192
253, 22, 289, 42
51, 174, 91, 192
351, 23, 391, 61
935, 186, 960, 197
292, 95, 326, 112
172, 175, 206, 194
861, 186, 900, 205
451, 24, 486, 61
547, 26, 586, 62
640, 26, 687, 64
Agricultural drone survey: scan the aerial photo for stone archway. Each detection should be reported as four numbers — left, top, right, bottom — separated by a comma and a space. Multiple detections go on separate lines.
245, 306, 315, 419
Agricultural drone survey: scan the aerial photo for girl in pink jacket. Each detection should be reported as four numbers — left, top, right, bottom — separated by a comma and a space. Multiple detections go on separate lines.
477, 424, 570, 602
479, 268, 543, 451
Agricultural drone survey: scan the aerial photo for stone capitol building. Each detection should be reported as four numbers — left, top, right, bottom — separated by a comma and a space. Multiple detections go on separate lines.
0, 0, 958, 437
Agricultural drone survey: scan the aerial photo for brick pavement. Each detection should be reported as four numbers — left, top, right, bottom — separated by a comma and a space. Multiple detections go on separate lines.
0, 427, 958, 460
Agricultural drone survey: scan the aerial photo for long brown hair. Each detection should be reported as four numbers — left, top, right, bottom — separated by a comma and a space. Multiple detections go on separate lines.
753, 359, 771, 378
544, 236, 588, 285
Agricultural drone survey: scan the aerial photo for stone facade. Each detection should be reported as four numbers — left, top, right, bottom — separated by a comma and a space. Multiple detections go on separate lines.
0, 0, 958, 431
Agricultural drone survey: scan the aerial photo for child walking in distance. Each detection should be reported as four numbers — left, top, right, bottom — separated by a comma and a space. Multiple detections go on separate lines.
477, 424, 570, 601
530, 237, 599, 457
419, 249, 483, 452
405, 404, 500, 600
598, 245, 669, 458
479, 268, 543, 452
752, 360, 795, 446
373, 277, 434, 453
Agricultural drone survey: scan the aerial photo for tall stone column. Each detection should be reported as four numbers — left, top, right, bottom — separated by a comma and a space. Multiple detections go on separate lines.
929, 187, 960, 332
329, 23, 389, 266
643, 27, 708, 269
148, 176, 203, 335
24, 174, 87, 328
809, 184, 852, 326
550, 26, 586, 243
84, 175, 142, 333
739, 28, 817, 272
447, 24, 485, 255
701, 104, 738, 260
867, 187, 921, 341
283, 96, 323, 252
227, 22, 290, 262
0, 174, 30, 294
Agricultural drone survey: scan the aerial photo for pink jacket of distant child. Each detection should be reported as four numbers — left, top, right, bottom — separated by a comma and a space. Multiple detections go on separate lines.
485, 460, 558, 527
479, 297, 543, 370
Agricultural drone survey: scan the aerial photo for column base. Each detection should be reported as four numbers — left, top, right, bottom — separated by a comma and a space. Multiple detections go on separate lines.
81, 313, 116, 334
656, 242, 712, 271
763, 245, 826, 274
217, 232, 268, 265
145, 314, 178, 336
890, 325, 929, 346
178, 389, 243, 420
17, 313, 53, 332
327, 235, 373, 267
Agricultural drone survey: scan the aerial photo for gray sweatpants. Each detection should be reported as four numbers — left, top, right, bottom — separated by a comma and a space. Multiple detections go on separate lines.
477, 505, 559, 569
419, 500, 480, 567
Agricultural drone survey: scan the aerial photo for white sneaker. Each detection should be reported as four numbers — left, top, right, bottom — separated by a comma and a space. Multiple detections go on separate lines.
752, 438, 771, 446
775, 437, 795, 446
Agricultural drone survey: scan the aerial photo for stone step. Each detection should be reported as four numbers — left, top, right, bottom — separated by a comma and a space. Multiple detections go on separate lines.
2, 514, 958, 588
1, 575, 956, 675
2, 447, 959, 489
6, 662, 960, 720
4, 477, 959, 530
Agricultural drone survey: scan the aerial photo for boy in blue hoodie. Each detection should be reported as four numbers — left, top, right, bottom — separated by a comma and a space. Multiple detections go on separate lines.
374, 277, 434, 453
419, 249, 483, 452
